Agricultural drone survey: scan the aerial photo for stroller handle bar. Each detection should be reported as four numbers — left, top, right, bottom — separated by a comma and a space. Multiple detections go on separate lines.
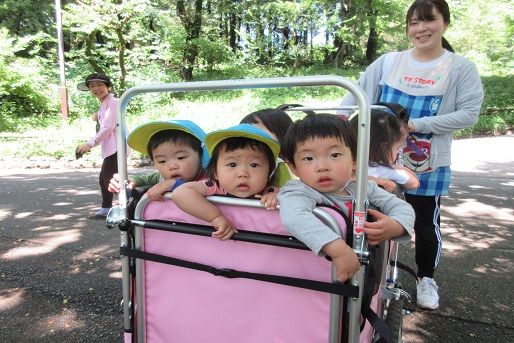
115, 76, 370, 343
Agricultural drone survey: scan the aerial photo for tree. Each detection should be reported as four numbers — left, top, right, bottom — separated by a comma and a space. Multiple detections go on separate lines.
0, 0, 55, 58
65, 0, 152, 91
176, 0, 204, 80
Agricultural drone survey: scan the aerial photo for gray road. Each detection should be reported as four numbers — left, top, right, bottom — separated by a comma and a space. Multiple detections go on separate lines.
0, 136, 513, 342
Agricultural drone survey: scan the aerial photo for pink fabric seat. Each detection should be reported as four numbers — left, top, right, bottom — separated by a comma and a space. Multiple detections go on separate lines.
129, 197, 376, 342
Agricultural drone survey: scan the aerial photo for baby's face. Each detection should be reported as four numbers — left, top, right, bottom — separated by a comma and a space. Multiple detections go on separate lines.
152, 141, 201, 181
289, 136, 355, 193
215, 146, 270, 198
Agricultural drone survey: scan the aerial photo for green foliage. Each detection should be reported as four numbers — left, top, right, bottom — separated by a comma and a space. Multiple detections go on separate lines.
0, 28, 54, 131
447, 0, 513, 75
0, 0, 512, 140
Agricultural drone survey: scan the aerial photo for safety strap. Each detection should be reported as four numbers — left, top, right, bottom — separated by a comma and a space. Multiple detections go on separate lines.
362, 306, 391, 343
120, 246, 359, 298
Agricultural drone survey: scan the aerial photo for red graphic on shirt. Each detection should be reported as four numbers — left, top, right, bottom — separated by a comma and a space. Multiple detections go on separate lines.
403, 136, 432, 173
403, 76, 437, 86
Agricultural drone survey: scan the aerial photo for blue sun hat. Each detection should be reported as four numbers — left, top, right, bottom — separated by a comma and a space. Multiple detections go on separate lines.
205, 123, 280, 160
127, 120, 210, 168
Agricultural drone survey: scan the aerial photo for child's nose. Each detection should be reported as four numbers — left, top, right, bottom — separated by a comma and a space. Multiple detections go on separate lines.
316, 159, 329, 171
237, 167, 249, 178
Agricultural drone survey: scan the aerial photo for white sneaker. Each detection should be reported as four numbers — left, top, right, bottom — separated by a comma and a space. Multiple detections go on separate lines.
417, 277, 439, 309
94, 207, 110, 218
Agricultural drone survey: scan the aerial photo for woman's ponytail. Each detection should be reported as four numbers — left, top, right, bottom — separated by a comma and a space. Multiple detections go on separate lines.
442, 37, 454, 53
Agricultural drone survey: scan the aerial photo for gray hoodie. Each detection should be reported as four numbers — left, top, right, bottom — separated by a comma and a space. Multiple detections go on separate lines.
278, 179, 415, 255
340, 50, 484, 170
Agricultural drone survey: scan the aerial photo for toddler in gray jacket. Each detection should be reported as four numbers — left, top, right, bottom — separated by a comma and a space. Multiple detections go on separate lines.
278, 113, 415, 282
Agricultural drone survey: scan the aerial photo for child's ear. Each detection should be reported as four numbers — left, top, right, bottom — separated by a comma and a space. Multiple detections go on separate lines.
286, 160, 300, 177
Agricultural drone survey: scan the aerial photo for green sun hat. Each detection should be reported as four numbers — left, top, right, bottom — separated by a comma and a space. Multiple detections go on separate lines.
127, 120, 210, 168
205, 123, 280, 160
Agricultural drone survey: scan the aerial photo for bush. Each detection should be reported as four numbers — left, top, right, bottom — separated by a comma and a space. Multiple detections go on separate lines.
0, 28, 53, 131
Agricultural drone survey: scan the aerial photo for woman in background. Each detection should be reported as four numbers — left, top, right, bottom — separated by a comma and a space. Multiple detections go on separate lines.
76, 72, 120, 218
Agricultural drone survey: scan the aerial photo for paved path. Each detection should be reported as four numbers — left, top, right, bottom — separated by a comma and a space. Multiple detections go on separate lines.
401, 136, 514, 342
0, 136, 512, 342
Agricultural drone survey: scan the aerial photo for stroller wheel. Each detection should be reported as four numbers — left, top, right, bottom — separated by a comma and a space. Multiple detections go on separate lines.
385, 298, 404, 343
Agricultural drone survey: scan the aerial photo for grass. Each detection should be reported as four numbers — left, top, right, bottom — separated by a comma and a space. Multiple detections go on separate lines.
0, 65, 512, 162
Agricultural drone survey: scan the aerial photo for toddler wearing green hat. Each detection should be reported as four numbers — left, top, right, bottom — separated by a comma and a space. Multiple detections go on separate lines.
171, 124, 281, 240
109, 120, 209, 201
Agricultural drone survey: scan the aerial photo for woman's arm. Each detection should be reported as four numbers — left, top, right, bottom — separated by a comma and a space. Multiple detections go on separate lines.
411, 59, 484, 134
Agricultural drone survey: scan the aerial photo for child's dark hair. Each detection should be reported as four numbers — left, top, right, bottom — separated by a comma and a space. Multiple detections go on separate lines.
406, 0, 455, 52
282, 113, 357, 166
146, 129, 202, 161
350, 109, 408, 168
206, 137, 276, 181
240, 108, 293, 158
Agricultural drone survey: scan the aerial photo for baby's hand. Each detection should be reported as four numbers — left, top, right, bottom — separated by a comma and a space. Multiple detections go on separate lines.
146, 183, 168, 201
211, 215, 237, 240
332, 244, 360, 282
108, 173, 122, 193
256, 192, 279, 210
363, 209, 406, 245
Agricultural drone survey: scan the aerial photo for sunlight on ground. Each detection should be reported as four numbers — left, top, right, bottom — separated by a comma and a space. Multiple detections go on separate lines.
442, 197, 513, 250
0, 288, 25, 311
72, 245, 116, 260
0, 207, 11, 221
473, 257, 513, 274
445, 199, 514, 222
45, 214, 73, 220
109, 271, 122, 279
444, 234, 505, 250
52, 202, 74, 206
32, 225, 52, 232
502, 181, 514, 188
1, 229, 81, 260
14, 212, 32, 219
39, 308, 85, 333
56, 188, 99, 195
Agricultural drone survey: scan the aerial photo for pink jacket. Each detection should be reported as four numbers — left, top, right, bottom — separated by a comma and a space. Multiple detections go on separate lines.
86, 93, 118, 158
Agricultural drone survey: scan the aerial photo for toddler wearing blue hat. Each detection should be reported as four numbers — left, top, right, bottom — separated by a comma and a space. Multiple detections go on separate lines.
109, 120, 209, 201
171, 124, 280, 240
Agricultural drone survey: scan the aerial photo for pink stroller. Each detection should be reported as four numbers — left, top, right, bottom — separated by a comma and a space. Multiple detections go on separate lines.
106, 76, 410, 343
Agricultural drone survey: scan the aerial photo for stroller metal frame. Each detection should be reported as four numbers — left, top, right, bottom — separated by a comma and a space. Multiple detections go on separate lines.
112, 76, 378, 343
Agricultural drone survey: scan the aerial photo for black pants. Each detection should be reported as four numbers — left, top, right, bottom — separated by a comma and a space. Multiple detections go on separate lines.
404, 194, 442, 279
99, 152, 118, 208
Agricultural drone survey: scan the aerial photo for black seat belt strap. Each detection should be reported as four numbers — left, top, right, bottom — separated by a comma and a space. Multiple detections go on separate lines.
120, 246, 359, 298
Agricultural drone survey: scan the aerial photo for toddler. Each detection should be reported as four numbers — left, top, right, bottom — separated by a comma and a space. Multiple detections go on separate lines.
278, 113, 415, 282
350, 104, 419, 193
171, 124, 280, 240
110, 120, 209, 201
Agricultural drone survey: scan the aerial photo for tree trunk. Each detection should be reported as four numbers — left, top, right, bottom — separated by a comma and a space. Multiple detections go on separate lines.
115, 26, 127, 93
365, 0, 378, 63
229, 12, 237, 51
177, 0, 203, 81
85, 30, 103, 73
